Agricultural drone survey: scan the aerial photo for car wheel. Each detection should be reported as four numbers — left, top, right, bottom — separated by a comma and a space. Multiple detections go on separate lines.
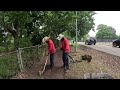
113, 42, 117, 47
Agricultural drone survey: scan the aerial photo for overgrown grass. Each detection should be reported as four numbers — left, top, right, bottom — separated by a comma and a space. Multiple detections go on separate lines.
0, 46, 6, 53
0, 45, 47, 79
0, 45, 15, 53
0, 55, 19, 79
21, 45, 47, 69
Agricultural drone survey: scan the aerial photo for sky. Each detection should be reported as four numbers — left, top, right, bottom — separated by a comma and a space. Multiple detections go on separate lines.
89, 11, 120, 37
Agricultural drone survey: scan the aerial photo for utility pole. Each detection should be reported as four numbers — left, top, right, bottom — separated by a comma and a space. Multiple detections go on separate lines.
75, 11, 78, 52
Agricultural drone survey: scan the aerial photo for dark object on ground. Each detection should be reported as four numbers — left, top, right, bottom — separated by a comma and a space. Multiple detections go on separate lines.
84, 73, 114, 79
112, 39, 120, 48
70, 60, 82, 63
60, 48, 63, 50
81, 54, 92, 63
85, 38, 96, 45
68, 55, 82, 63
68, 55, 75, 61
68, 55, 76, 63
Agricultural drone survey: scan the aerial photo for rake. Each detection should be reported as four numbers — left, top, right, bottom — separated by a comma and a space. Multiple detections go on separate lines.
68, 54, 81, 63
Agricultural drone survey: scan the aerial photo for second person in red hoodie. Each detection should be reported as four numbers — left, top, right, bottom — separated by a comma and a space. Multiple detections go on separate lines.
42, 36, 56, 68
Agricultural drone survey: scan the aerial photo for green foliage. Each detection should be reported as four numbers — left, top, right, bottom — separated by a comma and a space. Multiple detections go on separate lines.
0, 11, 96, 78
0, 55, 19, 78
65, 11, 95, 40
0, 11, 96, 50
81, 34, 90, 41
117, 35, 120, 38
77, 11, 95, 39
0, 46, 6, 53
96, 24, 117, 39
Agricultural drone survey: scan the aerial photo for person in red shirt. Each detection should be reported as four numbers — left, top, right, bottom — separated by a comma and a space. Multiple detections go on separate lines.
42, 36, 56, 68
57, 34, 70, 70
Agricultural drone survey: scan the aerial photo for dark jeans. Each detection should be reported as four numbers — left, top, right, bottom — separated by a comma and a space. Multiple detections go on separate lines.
62, 52, 69, 68
50, 53, 54, 67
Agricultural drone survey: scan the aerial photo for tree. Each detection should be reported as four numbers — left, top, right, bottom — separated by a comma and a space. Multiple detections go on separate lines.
96, 24, 117, 39
0, 11, 96, 51
81, 34, 90, 41
65, 11, 96, 40
0, 11, 33, 49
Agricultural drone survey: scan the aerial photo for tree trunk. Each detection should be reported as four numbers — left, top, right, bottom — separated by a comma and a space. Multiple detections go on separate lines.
14, 36, 20, 50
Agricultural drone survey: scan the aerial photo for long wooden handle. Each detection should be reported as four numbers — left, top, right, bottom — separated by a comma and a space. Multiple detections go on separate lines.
39, 54, 49, 76
68, 54, 74, 60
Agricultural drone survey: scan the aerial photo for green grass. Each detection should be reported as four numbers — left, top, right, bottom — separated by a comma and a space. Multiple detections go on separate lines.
69, 42, 79, 47
0, 55, 19, 79
0, 45, 47, 79
0, 46, 6, 53
0, 46, 15, 53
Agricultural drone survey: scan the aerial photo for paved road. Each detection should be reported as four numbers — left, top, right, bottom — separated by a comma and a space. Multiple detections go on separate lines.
78, 42, 120, 57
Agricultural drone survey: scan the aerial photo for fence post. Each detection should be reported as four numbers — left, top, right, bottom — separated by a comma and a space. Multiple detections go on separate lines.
19, 48, 24, 71
17, 49, 22, 72
17, 48, 24, 72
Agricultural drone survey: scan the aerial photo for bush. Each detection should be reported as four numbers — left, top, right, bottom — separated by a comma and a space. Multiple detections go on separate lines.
0, 54, 19, 78
0, 46, 6, 53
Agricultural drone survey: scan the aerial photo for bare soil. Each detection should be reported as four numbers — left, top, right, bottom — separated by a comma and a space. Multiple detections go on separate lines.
13, 45, 120, 79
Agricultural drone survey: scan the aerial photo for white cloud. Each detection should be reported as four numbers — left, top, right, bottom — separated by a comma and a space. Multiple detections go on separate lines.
89, 11, 120, 37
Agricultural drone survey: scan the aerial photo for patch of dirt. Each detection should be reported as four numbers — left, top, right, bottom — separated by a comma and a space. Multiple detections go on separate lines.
41, 50, 65, 79
13, 56, 48, 79
13, 50, 66, 79
13, 45, 120, 79
66, 45, 120, 79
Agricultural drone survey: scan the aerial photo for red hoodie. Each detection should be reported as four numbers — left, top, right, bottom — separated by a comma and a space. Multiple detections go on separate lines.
48, 39, 56, 54
61, 38, 70, 53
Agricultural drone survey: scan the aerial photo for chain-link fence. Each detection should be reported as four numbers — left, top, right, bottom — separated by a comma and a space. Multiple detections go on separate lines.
21, 45, 47, 70
0, 44, 47, 79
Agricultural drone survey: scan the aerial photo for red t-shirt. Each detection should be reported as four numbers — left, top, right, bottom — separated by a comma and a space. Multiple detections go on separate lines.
61, 38, 70, 53
48, 39, 56, 54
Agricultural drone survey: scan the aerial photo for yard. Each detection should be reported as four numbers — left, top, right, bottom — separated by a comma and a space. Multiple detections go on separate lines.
13, 44, 120, 79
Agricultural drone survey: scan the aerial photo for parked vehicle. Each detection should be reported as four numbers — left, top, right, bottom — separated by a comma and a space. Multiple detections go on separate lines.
85, 38, 96, 45
112, 39, 120, 48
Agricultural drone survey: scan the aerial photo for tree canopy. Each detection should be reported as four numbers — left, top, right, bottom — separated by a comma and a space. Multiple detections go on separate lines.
0, 11, 95, 51
96, 24, 117, 39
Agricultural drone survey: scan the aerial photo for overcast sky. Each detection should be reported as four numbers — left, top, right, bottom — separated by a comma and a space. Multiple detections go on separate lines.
89, 11, 120, 37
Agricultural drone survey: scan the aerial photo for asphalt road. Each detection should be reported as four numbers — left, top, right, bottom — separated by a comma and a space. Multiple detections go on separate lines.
79, 42, 120, 57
